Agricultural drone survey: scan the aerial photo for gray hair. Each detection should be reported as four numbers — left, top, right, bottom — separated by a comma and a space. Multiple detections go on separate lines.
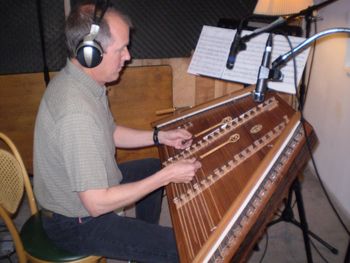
65, 3, 132, 58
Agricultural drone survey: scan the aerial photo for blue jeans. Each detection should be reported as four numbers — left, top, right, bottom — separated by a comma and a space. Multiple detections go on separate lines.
41, 158, 179, 263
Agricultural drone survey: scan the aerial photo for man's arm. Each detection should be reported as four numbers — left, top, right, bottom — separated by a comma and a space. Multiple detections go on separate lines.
113, 125, 193, 149
79, 158, 201, 217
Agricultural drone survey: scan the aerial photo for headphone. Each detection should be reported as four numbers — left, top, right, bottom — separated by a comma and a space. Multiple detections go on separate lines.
75, 0, 109, 68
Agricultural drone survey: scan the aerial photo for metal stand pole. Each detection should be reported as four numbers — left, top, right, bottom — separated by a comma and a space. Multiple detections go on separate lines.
268, 177, 339, 262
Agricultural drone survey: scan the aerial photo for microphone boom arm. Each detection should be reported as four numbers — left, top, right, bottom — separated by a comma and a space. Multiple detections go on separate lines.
271, 28, 350, 72
241, 0, 339, 44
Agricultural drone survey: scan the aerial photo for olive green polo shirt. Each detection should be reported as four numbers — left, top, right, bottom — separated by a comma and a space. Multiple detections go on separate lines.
33, 60, 122, 217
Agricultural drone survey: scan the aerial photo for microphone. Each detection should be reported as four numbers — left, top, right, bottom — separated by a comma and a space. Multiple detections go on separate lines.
226, 22, 246, 69
253, 33, 273, 103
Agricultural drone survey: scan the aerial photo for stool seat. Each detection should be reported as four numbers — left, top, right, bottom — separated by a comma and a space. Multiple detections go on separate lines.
20, 211, 93, 262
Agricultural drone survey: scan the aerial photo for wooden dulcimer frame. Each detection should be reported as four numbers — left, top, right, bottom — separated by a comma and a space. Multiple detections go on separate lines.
153, 86, 317, 263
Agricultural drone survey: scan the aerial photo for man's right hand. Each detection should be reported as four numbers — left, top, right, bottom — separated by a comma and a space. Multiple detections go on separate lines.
161, 158, 202, 184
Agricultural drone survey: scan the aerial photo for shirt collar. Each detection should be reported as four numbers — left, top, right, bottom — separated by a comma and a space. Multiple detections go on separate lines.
64, 59, 106, 98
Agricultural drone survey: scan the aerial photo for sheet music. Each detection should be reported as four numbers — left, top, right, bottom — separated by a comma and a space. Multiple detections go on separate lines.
188, 26, 310, 94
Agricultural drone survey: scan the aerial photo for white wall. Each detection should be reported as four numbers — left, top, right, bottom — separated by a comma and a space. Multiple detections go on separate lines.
304, 0, 350, 219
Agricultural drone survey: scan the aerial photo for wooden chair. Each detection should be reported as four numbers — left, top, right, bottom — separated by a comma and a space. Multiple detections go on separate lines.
0, 132, 105, 263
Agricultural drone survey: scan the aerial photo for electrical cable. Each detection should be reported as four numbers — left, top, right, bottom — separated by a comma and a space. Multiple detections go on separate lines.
258, 230, 269, 263
284, 31, 350, 249
298, 15, 349, 235
35, 0, 50, 86
301, 19, 318, 108
295, 15, 350, 237
286, 33, 332, 261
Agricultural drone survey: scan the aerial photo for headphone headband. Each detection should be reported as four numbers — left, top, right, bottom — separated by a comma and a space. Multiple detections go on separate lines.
93, 0, 108, 26
75, 0, 110, 68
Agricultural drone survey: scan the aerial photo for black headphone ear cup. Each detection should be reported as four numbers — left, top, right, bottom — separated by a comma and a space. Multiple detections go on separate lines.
75, 39, 103, 68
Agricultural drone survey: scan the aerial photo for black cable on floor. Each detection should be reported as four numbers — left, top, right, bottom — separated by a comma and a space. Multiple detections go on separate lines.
258, 230, 269, 263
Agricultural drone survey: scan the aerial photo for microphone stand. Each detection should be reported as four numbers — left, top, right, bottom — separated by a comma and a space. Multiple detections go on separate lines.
236, 1, 340, 108
245, 2, 345, 262
265, 27, 350, 263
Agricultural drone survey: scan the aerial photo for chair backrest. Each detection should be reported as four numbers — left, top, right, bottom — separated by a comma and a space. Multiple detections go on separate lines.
0, 132, 38, 263
0, 132, 37, 215
0, 148, 24, 214
0, 132, 105, 263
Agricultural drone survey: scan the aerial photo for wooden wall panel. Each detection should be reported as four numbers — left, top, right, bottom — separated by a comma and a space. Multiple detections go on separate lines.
0, 73, 47, 173
0, 58, 247, 174
130, 57, 245, 107
108, 65, 173, 163
130, 57, 195, 107
0, 64, 173, 173
195, 75, 244, 105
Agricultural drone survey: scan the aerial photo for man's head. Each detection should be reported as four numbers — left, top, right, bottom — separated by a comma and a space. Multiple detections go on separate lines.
66, 2, 132, 84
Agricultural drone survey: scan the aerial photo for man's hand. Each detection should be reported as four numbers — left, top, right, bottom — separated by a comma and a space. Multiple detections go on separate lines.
158, 128, 193, 149
160, 158, 202, 184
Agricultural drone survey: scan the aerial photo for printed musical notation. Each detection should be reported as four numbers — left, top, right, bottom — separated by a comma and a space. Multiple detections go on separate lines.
188, 26, 310, 94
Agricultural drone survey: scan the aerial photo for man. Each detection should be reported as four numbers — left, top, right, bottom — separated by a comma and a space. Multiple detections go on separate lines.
33, 2, 201, 262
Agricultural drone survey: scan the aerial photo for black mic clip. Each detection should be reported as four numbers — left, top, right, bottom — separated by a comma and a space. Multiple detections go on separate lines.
269, 68, 283, 81
257, 64, 283, 83
226, 41, 247, 69
226, 37, 247, 70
